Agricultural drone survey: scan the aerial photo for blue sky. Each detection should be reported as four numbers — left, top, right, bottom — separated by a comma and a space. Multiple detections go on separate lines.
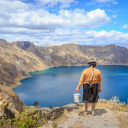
0, 0, 128, 46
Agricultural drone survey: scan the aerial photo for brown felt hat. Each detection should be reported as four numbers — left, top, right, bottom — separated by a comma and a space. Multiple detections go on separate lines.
87, 58, 97, 64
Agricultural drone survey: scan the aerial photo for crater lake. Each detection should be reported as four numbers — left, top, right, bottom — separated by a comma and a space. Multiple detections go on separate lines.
13, 65, 128, 107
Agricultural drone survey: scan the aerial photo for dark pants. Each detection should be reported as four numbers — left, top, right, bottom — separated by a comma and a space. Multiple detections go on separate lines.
83, 83, 99, 103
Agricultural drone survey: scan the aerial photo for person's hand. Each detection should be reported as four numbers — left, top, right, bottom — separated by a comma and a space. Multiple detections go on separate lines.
75, 88, 79, 92
99, 89, 102, 92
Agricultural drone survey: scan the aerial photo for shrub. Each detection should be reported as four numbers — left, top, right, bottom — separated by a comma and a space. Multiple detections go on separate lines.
0, 110, 46, 128
33, 101, 39, 108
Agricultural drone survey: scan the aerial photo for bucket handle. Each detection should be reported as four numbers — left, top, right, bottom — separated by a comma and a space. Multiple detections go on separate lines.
74, 91, 80, 95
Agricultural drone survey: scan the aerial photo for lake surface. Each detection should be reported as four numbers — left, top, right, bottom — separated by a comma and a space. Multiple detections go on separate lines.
13, 65, 128, 107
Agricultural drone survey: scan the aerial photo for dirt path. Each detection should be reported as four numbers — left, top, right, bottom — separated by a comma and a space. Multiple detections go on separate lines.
40, 106, 124, 128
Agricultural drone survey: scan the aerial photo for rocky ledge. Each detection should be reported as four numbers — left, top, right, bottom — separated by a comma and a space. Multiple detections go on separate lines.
0, 87, 128, 128
39, 100, 128, 128
0, 85, 25, 118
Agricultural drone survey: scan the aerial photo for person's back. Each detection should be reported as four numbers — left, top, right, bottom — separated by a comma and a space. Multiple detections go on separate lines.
75, 59, 102, 116
77, 67, 102, 90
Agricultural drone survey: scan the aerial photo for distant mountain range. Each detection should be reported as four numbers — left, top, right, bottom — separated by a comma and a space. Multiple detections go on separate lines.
0, 39, 128, 87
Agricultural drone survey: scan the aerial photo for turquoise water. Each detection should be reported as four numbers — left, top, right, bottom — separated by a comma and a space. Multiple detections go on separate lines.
13, 65, 128, 107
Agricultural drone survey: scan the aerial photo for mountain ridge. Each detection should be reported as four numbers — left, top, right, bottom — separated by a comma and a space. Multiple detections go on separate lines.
0, 39, 128, 87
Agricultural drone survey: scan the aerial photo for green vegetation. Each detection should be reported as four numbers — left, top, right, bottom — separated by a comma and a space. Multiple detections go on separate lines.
0, 110, 45, 128
33, 101, 39, 108
0, 96, 128, 128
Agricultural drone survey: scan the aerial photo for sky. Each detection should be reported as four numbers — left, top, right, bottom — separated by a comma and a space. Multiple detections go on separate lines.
0, 0, 128, 46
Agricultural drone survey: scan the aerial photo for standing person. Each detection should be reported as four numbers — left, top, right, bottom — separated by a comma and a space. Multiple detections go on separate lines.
75, 59, 102, 116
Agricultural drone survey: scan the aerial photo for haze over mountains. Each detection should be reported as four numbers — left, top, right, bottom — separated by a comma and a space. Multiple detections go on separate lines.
0, 39, 128, 87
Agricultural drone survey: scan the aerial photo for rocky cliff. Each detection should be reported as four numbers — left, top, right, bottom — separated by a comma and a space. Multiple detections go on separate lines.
0, 39, 49, 87
0, 85, 25, 118
45, 43, 128, 65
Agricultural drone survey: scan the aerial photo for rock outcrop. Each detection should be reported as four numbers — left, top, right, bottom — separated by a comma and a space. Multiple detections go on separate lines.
0, 85, 25, 118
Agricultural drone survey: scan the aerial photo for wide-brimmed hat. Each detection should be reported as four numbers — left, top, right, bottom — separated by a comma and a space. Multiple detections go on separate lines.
87, 58, 97, 64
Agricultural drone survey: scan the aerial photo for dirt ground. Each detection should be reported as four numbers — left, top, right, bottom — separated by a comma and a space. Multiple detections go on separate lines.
39, 103, 128, 128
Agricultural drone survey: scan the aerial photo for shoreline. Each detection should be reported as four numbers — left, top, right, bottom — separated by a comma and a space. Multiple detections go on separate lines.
11, 64, 128, 109
12, 63, 128, 89
13, 63, 128, 89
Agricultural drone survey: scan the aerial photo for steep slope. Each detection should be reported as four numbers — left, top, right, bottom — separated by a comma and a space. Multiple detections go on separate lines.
0, 39, 49, 87
45, 43, 128, 65
1, 39, 128, 87
15, 41, 56, 67
0, 85, 25, 118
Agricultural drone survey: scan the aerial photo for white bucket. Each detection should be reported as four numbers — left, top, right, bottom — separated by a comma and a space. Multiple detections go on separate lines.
74, 92, 81, 103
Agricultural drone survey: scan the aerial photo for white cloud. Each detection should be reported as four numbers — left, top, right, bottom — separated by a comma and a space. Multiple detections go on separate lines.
36, 0, 77, 8
0, 0, 110, 40
2, 28, 128, 46
111, 15, 117, 18
0, 0, 29, 13
0, 1, 110, 30
2, 0, 77, 9
1, 0, 125, 47
122, 24, 128, 28
84, 30, 128, 44
59, 8, 110, 28
89, 0, 118, 5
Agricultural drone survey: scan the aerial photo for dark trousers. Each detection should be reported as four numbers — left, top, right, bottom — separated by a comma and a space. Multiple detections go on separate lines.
83, 83, 99, 103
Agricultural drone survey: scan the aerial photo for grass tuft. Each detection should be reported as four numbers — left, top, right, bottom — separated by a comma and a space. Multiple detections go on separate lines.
97, 96, 128, 112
